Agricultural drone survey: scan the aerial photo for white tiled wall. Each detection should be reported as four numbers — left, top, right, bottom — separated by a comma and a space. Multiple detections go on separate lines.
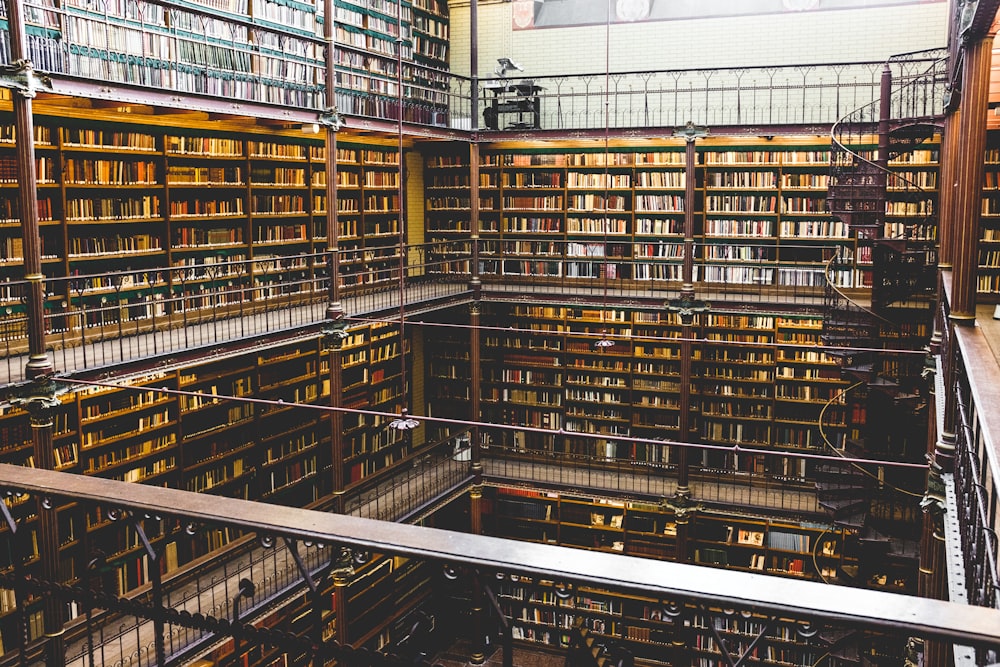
448, 1, 949, 78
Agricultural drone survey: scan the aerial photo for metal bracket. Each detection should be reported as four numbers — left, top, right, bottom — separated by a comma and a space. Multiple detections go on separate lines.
665, 293, 711, 325
0, 60, 52, 99
9, 376, 70, 424
322, 313, 350, 349
673, 120, 710, 142
661, 490, 702, 521
318, 106, 346, 131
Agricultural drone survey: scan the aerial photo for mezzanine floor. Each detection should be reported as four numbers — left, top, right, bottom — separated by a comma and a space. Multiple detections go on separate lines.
0, 277, 845, 388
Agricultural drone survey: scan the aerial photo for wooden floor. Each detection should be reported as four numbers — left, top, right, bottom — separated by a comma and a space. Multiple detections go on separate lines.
975, 302, 1000, 366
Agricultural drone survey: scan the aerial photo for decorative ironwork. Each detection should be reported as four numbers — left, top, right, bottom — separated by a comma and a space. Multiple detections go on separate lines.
0, 60, 51, 98
319, 106, 347, 131
665, 293, 710, 326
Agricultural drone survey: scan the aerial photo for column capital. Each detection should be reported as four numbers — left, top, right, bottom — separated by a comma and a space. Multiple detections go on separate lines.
11, 378, 67, 427
0, 60, 51, 99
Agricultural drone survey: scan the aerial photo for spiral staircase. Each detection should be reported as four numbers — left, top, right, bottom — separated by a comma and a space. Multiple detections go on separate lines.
818, 49, 948, 590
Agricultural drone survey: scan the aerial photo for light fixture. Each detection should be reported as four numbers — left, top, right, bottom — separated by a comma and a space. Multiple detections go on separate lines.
389, 407, 419, 431
494, 57, 524, 78
594, 335, 615, 349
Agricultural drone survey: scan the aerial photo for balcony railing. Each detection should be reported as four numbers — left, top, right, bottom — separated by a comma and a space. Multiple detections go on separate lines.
0, 241, 474, 385
0, 464, 998, 667
934, 272, 1000, 666
0, 234, 934, 385
944, 291, 1000, 607
3, 0, 946, 134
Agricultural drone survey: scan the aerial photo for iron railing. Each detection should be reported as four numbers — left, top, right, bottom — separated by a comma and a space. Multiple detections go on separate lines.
0, 236, 892, 385
0, 241, 474, 384
1, 0, 947, 135
479, 439, 927, 519
949, 313, 1000, 614
478, 61, 899, 132
44, 430, 474, 667
0, 464, 998, 667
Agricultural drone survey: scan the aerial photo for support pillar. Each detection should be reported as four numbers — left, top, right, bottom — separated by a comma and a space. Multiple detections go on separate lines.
468, 533, 487, 666
321, 0, 347, 512
937, 110, 960, 270
6, 0, 51, 382
331, 563, 351, 647
469, 301, 483, 534
467, 5, 486, 661
326, 330, 347, 514
949, 26, 996, 324
664, 123, 709, 563
26, 397, 65, 665
6, 0, 61, 657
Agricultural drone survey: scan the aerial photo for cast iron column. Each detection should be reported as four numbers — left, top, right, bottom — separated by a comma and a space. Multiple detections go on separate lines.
950, 25, 995, 324
6, 0, 63, 661
7, 0, 51, 382
467, 3, 487, 663
665, 123, 709, 563
332, 568, 350, 648
327, 330, 346, 513
937, 110, 959, 270
876, 65, 891, 196
322, 0, 348, 512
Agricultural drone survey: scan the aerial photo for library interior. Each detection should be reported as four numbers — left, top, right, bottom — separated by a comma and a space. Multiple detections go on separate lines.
0, 0, 998, 665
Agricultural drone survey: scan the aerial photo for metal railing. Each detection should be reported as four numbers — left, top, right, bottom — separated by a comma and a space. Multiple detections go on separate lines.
1, 464, 998, 667
475, 239, 850, 308
62, 537, 332, 667
950, 316, 1000, 616
0, 241, 474, 384
477, 61, 893, 132
3, 0, 947, 135
480, 440, 925, 519
339, 430, 474, 522
0, 233, 905, 386
44, 430, 474, 667
0, 235, 877, 384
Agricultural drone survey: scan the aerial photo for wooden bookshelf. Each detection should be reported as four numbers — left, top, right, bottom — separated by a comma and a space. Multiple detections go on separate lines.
16, 0, 324, 107
0, 114, 417, 343
425, 137, 940, 293
332, 0, 451, 124
485, 486, 677, 559
477, 302, 851, 470
689, 513, 855, 582
980, 133, 1000, 300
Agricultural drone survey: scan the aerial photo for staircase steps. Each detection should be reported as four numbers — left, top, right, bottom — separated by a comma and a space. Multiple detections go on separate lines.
858, 528, 894, 556
814, 460, 871, 528
818, 496, 870, 518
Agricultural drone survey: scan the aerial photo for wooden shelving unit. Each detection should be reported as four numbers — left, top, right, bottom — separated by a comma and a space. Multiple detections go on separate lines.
477, 302, 851, 472
980, 134, 1000, 300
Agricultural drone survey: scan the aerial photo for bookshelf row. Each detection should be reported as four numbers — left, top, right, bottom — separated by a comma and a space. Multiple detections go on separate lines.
979, 131, 1000, 300
483, 486, 864, 585
0, 319, 414, 652
2, 0, 451, 115
454, 303, 860, 464
0, 121, 961, 308
425, 139, 940, 292
423, 301, 930, 501
0, 117, 412, 303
